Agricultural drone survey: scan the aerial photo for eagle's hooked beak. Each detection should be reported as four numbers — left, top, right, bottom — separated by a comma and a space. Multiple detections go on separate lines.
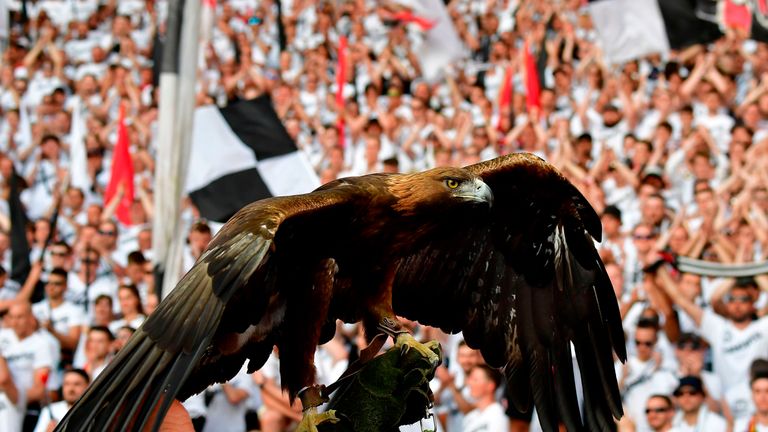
460, 178, 494, 207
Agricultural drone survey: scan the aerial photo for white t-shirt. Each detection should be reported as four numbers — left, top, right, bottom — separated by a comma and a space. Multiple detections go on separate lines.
700, 309, 768, 392
671, 406, 728, 432
462, 402, 509, 432
734, 417, 768, 432
0, 328, 55, 407
202, 365, 252, 432
65, 274, 119, 315
0, 391, 22, 432
32, 300, 87, 336
33, 400, 70, 432
617, 356, 678, 432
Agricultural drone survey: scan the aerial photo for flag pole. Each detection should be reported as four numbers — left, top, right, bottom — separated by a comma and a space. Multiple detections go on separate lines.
153, 0, 200, 299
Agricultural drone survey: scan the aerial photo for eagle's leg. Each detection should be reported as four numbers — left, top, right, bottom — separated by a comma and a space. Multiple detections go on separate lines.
366, 268, 442, 367
377, 317, 442, 367
280, 258, 341, 430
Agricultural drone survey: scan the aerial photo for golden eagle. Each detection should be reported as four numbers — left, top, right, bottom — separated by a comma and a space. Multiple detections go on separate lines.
56, 153, 625, 431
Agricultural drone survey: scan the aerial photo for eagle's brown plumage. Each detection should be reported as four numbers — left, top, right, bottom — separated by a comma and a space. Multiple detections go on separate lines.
56, 154, 625, 432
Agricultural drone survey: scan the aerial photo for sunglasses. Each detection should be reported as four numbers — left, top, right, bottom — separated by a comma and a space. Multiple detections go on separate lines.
633, 233, 655, 240
674, 389, 702, 397
635, 339, 655, 347
80, 259, 98, 264
645, 407, 669, 414
50, 251, 69, 257
727, 295, 752, 303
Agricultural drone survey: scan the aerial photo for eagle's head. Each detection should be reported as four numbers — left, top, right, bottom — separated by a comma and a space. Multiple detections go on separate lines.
388, 167, 493, 217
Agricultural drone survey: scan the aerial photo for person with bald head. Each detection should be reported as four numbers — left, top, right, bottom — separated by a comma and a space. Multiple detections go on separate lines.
0, 302, 55, 429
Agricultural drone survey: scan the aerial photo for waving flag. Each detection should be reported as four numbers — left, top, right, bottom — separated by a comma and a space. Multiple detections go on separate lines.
104, 105, 135, 225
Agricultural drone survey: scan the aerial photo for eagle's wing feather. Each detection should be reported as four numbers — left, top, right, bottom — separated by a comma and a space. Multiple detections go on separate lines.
393, 153, 625, 432
55, 190, 352, 432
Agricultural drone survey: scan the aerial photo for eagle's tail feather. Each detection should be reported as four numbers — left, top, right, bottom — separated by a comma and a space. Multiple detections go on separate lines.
55, 329, 204, 432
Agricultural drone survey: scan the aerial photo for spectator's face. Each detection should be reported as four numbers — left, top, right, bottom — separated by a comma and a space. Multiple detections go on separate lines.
645, 397, 674, 430
91, 47, 106, 63
138, 230, 152, 251
112, 15, 131, 37
144, 293, 159, 316
93, 298, 113, 324
726, 288, 756, 323
601, 215, 621, 236
471, 129, 489, 149
40, 138, 60, 159
668, 227, 690, 255
632, 226, 657, 254
679, 274, 701, 301
114, 327, 133, 352
634, 327, 657, 362
34, 220, 50, 244
45, 274, 67, 300
653, 90, 671, 111
118, 287, 140, 315
693, 189, 715, 216
6, 303, 35, 338
736, 223, 756, 249
675, 341, 704, 374
456, 345, 481, 374
705, 92, 721, 112
691, 155, 713, 180
87, 331, 112, 359
364, 137, 381, 164
753, 378, 768, 412
743, 104, 761, 128
641, 197, 665, 226
50, 245, 72, 269
602, 109, 621, 127
79, 251, 100, 276
97, 223, 118, 248
62, 372, 89, 404
466, 368, 494, 399
188, 230, 212, 257
86, 205, 102, 226
674, 386, 704, 414
65, 188, 85, 210
126, 263, 143, 284
13, 78, 27, 94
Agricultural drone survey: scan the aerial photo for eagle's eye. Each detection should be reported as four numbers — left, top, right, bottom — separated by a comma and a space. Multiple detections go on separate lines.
445, 179, 459, 189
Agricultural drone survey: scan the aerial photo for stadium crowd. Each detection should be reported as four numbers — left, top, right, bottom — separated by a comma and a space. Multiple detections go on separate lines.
0, 0, 767, 431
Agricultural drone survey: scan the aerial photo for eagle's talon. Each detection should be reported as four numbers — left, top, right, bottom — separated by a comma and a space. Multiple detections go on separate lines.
296, 408, 340, 432
394, 333, 441, 367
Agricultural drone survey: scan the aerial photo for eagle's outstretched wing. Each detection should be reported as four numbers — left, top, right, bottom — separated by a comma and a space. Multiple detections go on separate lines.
55, 190, 352, 432
393, 153, 626, 431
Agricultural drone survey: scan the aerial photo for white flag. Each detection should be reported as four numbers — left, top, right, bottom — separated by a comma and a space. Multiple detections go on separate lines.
69, 98, 91, 192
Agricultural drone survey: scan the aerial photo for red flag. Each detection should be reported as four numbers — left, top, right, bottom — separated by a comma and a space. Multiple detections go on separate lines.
496, 65, 513, 130
336, 36, 348, 148
105, 104, 135, 225
392, 11, 436, 31
722, 0, 751, 33
523, 41, 540, 113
